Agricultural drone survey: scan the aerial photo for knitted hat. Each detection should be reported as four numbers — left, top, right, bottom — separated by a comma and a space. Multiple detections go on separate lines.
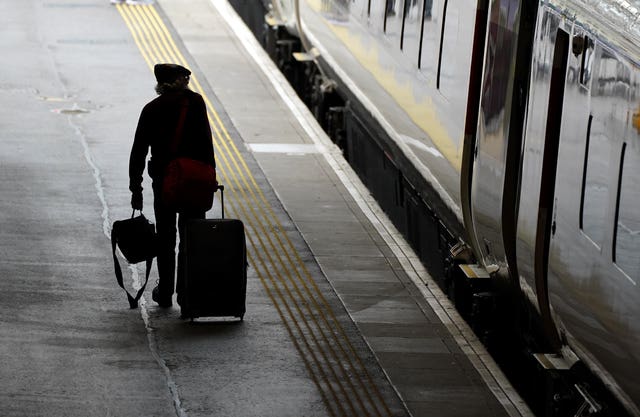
153, 63, 191, 83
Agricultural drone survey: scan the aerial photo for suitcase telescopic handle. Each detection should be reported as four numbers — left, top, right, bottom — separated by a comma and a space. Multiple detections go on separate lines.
217, 184, 225, 219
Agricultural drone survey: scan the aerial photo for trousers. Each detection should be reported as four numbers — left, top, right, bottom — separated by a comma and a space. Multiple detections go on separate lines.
152, 180, 205, 302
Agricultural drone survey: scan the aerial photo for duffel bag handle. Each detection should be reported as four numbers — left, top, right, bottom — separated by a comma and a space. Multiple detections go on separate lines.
111, 210, 155, 309
217, 184, 225, 219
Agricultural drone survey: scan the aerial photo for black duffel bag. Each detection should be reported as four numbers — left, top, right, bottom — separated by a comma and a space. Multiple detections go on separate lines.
111, 211, 157, 308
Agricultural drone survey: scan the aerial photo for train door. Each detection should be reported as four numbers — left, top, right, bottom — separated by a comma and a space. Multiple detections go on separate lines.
515, 4, 586, 349
468, 0, 536, 289
533, 19, 569, 346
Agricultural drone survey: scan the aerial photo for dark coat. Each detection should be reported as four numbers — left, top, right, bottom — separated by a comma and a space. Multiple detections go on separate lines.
129, 89, 215, 193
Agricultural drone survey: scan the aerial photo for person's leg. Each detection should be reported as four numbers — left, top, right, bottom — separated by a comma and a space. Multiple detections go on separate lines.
153, 184, 177, 305
176, 209, 205, 306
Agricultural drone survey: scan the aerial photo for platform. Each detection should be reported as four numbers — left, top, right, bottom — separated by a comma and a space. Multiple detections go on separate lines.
0, 0, 531, 416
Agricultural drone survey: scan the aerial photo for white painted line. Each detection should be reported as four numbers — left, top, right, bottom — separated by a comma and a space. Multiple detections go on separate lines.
247, 143, 320, 154
211, 1, 534, 416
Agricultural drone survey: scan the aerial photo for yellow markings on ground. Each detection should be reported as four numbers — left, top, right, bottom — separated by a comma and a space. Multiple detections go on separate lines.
116, 4, 394, 417
305, 0, 462, 168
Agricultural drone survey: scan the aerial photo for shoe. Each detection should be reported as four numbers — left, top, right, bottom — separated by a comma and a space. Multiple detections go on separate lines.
151, 286, 172, 308
126, 0, 154, 5
110, 0, 125, 4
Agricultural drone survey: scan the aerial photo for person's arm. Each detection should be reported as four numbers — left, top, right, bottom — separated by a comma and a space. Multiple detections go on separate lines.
129, 107, 150, 208
195, 94, 216, 168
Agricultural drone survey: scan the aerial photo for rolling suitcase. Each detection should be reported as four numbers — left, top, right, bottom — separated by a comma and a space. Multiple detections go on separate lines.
181, 185, 247, 320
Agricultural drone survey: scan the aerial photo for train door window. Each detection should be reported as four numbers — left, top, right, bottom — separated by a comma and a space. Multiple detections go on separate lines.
614, 139, 640, 280
581, 117, 612, 249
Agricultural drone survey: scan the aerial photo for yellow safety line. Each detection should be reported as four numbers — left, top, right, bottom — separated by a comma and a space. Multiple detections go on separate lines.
117, 5, 154, 69
117, 4, 393, 416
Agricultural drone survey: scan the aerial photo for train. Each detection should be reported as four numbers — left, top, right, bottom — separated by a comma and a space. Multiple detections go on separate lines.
229, 0, 640, 415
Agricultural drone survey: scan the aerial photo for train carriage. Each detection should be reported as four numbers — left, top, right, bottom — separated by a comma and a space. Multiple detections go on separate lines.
237, 0, 640, 414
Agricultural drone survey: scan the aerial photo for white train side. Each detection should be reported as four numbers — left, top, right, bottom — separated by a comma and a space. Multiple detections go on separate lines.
238, 0, 640, 414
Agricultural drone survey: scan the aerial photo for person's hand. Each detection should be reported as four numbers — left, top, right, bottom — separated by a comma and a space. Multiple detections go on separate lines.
131, 191, 143, 211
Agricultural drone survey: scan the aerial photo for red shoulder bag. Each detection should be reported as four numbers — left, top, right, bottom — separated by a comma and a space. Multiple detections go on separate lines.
162, 100, 217, 212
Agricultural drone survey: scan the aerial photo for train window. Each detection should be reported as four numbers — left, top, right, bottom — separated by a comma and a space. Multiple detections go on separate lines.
579, 36, 593, 87
400, 0, 409, 49
369, 0, 388, 31
417, 0, 427, 67
354, 0, 372, 21
579, 115, 593, 229
418, 0, 440, 74
400, 0, 425, 65
571, 34, 593, 88
384, 0, 404, 34
581, 119, 612, 249
384, 0, 406, 50
614, 141, 640, 279
437, 0, 462, 95
436, 0, 448, 89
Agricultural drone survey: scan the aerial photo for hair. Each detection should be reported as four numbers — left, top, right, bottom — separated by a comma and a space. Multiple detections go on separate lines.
155, 78, 188, 95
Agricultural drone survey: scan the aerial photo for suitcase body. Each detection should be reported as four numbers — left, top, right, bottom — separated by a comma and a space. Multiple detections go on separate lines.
182, 214, 247, 320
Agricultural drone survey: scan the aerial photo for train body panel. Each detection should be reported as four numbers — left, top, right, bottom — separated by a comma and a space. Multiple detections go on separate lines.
300, 0, 478, 181
261, 0, 640, 413
516, 2, 640, 411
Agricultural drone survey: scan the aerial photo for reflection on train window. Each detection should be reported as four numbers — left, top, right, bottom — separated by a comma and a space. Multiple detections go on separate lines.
581, 125, 611, 249
596, 50, 631, 97
368, 0, 387, 30
614, 141, 640, 279
385, 0, 407, 52
418, 0, 440, 74
438, 0, 460, 93
417, 0, 427, 67
400, 0, 426, 66
353, 0, 372, 21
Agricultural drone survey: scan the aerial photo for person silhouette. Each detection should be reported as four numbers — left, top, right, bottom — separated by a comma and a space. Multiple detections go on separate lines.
129, 64, 216, 308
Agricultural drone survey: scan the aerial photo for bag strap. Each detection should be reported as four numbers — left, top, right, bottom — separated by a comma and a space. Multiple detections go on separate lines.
111, 212, 153, 309
168, 98, 189, 155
